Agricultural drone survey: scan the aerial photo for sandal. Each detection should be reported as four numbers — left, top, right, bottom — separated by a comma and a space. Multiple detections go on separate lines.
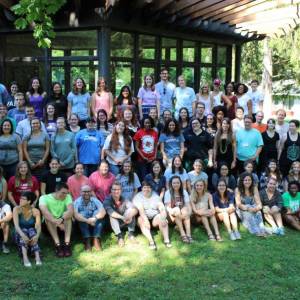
181, 236, 190, 244
187, 236, 194, 243
208, 234, 216, 241
164, 241, 172, 248
149, 241, 157, 250
215, 235, 223, 242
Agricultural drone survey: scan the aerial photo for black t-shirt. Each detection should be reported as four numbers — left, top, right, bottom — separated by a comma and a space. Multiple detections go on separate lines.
41, 171, 67, 194
184, 129, 213, 160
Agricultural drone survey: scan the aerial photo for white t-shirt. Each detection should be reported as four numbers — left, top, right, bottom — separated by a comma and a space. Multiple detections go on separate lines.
237, 94, 251, 115
133, 192, 161, 219
276, 123, 289, 140
247, 90, 264, 114
164, 190, 190, 206
0, 203, 11, 219
103, 134, 134, 165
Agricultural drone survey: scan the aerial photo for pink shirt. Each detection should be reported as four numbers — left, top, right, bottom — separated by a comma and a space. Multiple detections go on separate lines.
92, 92, 112, 118
67, 175, 89, 201
88, 171, 115, 202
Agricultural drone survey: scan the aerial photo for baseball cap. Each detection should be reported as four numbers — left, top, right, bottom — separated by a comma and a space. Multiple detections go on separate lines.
213, 79, 221, 86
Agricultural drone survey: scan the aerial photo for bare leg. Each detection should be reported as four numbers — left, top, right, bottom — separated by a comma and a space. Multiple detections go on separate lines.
153, 215, 170, 243
264, 212, 277, 228
283, 214, 300, 230
229, 212, 238, 231
21, 246, 30, 265
45, 221, 60, 244
274, 212, 283, 228
2, 223, 9, 242
34, 250, 42, 264
64, 219, 72, 244
218, 212, 232, 233
181, 207, 191, 237
209, 215, 220, 236
137, 216, 154, 243
201, 216, 213, 236
174, 216, 186, 237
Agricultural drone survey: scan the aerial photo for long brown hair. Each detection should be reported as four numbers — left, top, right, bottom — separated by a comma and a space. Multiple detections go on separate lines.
96, 77, 110, 94
214, 117, 233, 150
14, 161, 32, 187
72, 77, 87, 94
109, 121, 132, 154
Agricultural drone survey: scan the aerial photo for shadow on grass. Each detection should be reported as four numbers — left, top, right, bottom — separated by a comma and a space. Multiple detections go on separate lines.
1, 226, 300, 299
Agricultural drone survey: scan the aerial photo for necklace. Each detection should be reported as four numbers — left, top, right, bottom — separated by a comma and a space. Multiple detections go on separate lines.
219, 138, 229, 154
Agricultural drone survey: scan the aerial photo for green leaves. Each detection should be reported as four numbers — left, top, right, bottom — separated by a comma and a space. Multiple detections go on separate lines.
11, 0, 66, 48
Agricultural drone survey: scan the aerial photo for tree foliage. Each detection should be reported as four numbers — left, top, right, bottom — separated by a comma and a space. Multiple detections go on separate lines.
11, 0, 66, 48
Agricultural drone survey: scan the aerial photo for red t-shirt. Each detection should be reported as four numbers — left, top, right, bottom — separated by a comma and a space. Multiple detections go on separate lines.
252, 123, 267, 133
8, 176, 39, 205
133, 128, 158, 161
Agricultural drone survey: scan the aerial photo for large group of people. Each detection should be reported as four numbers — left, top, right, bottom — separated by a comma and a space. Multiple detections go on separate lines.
0, 71, 300, 268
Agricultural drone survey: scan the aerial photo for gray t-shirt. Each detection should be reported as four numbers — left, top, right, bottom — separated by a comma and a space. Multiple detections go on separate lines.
0, 133, 21, 165
188, 170, 208, 185
24, 132, 49, 163
116, 173, 141, 201
133, 192, 161, 219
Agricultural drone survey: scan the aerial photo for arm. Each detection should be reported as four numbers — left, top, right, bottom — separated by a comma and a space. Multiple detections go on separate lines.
74, 209, 89, 223
39, 204, 61, 224
159, 188, 166, 201
160, 142, 167, 161
156, 98, 160, 117
278, 136, 286, 160
192, 100, 196, 115
8, 191, 17, 207
179, 142, 185, 159
231, 136, 237, 168
247, 100, 253, 116
135, 140, 147, 161
31, 209, 41, 242
108, 93, 114, 119
138, 97, 143, 120
1, 179, 7, 201
17, 142, 23, 162
251, 145, 263, 161
90, 93, 96, 117
235, 189, 248, 211
13, 207, 29, 242
253, 189, 262, 211
276, 139, 281, 161
22, 140, 34, 167
62, 203, 74, 220
40, 182, 46, 195
221, 94, 232, 108
39, 139, 50, 166
208, 194, 216, 215
67, 102, 72, 120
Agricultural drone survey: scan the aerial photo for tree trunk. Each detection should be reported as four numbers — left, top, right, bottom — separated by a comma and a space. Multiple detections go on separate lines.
262, 37, 273, 119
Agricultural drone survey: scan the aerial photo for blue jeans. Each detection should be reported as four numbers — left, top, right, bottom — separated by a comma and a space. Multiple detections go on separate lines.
109, 164, 120, 176
78, 219, 105, 238
83, 164, 98, 177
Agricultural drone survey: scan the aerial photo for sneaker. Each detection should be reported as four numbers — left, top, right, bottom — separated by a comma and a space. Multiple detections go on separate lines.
264, 227, 273, 235
234, 231, 241, 240
24, 261, 32, 268
278, 227, 285, 236
127, 233, 138, 244
63, 243, 72, 257
55, 244, 64, 258
149, 241, 157, 250
164, 241, 172, 248
2, 242, 10, 254
36, 260, 42, 266
229, 232, 236, 241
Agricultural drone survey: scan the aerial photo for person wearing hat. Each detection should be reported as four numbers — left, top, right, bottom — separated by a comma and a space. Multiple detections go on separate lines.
75, 116, 104, 177
210, 79, 232, 111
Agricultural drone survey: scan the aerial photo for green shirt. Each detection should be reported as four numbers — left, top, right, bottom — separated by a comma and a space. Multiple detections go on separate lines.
39, 193, 72, 218
282, 192, 300, 213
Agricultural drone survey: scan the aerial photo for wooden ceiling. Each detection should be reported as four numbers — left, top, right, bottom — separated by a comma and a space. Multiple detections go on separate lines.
104, 0, 300, 38
0, 0, 299, 39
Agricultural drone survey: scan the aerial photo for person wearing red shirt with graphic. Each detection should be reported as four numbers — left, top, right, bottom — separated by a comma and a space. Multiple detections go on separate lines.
133, 116, 158, 181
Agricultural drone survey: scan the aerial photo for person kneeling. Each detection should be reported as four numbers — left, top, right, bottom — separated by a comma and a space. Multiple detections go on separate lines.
0, 199, 12, 253
74, 185, 106, 251
164, 176, 192, 243
103, 182, 138, 247
13, 192, 42, 267
133, 181, 171, 250
39, 182, 73, 257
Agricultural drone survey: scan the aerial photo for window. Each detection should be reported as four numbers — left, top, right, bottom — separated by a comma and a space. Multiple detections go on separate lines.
111, 31, 134, 58
182, 67, 194, 88
201, 44, 213, 63
183, 40, 195, 62
217, 67, 226, 83
139, 35, 156, 60
200, 67, 212, 84
217, 46, 227, 65
161, 38, 177, 61
51, 31, 97, 56
111, 61, 133, 96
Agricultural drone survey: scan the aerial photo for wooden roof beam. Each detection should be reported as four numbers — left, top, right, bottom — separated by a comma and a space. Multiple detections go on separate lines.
167, 0, 203, 14
195, 0, 256, 20
150, 0, 174, 11
220, 0, 300, 23
227, 5, 300, 25
134, 0, 154, 9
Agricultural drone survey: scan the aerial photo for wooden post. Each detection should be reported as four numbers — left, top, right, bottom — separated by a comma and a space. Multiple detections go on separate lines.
262, 37, 272, 119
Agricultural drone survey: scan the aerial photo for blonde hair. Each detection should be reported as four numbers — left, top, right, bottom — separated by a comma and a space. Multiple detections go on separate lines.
190, 179, 207, 203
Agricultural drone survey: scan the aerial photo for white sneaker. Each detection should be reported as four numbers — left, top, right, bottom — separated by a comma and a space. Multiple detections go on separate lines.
24, 261, 32, 268
229, 232, 236, 240
36, 260, 42, 266
234, 231, 241, 240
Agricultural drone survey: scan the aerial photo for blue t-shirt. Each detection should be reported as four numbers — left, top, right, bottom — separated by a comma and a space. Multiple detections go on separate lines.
67, 92, 90, 120
7, 108, 26, 124
116, 173, 141, 200
155, 81, 175, 114
213, 192, 235, 209
0, 84, 9, 105
75, 129, 104, 164
236, 128, 263, 161
159, 133, 184, 159
144, 173, 166, 195
174, 87, 196, 118
164, 168, 189, 184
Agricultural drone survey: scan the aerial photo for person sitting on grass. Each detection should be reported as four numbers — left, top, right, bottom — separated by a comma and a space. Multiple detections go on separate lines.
39, 182, 73, 258
190, 179, 223, 241
133, 181, 171, 250
0, 198, 12, 254
260, 177, 284, 235
235, 172, 267, 237
164, 176, 192, 244
13, 192, 42, 267
282, 181, 300, 231
74, 185, 106, 251
188, 159, 208, 186
103, 181, 138, 247
213, 179, 241, 241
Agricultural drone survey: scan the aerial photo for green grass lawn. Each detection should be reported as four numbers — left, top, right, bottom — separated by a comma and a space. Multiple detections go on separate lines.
1, 226, 300, 300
